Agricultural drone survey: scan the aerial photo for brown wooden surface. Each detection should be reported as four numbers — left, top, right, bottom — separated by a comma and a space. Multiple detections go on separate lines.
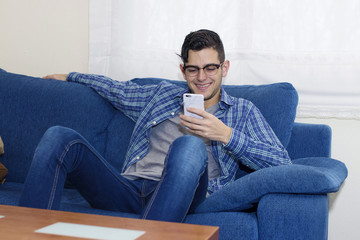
0, 204, 219, 240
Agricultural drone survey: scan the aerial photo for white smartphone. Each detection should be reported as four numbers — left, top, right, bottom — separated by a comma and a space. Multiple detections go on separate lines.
183, 93, 204, 119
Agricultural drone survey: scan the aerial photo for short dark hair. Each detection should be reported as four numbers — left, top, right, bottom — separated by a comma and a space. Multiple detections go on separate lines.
179, 29, 225, 64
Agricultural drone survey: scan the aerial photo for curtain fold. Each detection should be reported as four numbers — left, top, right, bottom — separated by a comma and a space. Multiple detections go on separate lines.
89, 0, 360, 119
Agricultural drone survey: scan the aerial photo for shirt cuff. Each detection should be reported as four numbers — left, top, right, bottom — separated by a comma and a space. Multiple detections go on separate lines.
224, 128, 249, 157
66, 72, 80, 82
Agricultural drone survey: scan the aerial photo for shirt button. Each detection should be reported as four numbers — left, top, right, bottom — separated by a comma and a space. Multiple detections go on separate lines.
152, 121, 157, 125
171, 112, 175, 116
136, 156, 140, 160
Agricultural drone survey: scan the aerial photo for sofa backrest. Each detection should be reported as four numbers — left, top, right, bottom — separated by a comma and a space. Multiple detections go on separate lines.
0, 70, 134, 183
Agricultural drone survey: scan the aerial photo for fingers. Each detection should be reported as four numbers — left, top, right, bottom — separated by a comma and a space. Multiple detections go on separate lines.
180, 117, 201, 131
180, 113, 203, 128
42, 75, 52, 79
180, 108, 207, 128
180, 110, 232, 144
186, 107, 207, 117
42, 74, 68, 81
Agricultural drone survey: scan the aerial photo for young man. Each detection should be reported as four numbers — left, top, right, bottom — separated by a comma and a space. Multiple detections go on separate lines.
19, 29, 291, 222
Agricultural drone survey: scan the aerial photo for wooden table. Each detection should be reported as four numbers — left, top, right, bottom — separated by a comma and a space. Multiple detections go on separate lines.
0, 204, 219, 239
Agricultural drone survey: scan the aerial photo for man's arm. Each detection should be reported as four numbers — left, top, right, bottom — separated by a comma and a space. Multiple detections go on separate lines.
180, 106, 291, 170
43, 72, 155, 121
225, 105, 291, 170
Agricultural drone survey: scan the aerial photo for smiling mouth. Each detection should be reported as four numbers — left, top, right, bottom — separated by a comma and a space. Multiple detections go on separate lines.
195, 83, 211, 90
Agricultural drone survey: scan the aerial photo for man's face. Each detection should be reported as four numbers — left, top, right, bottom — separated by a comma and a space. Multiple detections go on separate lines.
181, 48, 230, 109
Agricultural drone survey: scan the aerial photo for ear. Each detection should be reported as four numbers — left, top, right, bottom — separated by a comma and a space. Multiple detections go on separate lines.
221, 60, 230, 78
180, 64, 186, 79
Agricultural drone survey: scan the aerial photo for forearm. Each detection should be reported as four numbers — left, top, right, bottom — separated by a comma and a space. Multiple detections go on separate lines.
67, 72, 118, 94
225, 127, 291, 170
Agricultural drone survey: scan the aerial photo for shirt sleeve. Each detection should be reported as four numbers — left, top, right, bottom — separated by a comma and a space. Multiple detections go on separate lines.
67, 72, 156, 121
224, 104, 292, 170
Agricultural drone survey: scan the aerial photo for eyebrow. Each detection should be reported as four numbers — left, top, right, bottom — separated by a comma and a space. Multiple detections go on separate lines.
184, 63, 220, 68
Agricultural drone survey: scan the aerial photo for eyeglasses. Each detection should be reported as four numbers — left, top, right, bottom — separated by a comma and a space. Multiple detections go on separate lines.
183, 63, 223, 77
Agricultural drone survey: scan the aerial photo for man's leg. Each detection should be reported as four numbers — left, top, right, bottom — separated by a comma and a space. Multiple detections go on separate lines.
19, 126, 143, 213
142, 135, 208, 222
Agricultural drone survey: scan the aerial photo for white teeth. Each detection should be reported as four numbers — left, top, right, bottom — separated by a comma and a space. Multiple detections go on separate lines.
197, 84, 210, 88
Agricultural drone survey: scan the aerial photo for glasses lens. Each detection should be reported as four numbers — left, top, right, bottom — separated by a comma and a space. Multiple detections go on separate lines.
185, 67, 199, 77
204, 65, 219, 76
184, 63, 222, 77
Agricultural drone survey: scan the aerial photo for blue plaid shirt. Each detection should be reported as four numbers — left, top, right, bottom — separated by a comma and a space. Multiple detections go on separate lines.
68, 73, 291, 194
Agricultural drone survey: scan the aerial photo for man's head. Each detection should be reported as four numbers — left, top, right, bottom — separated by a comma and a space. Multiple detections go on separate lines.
179, 29, 225, 64
180, 29, 230, 109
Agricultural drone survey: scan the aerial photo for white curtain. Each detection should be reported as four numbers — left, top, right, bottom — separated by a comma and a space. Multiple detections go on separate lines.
89, 0, 360, 119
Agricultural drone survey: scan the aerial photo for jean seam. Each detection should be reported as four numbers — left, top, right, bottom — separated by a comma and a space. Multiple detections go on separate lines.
47, 138, 141, 209
141, 181, 147, 209
142, 173, 165, 219
141, 143, 208, 221
141, 144, 171, 219
179, 164, 207, 221
47, 139, 76, 209
47, 163, 61, 209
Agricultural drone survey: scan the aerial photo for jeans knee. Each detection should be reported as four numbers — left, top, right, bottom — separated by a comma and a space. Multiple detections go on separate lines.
40, 126, 83, 152
34, 126, 84, 167
44, 126, 81, 142
173, 135, 206, 150
169, 136, 208, 168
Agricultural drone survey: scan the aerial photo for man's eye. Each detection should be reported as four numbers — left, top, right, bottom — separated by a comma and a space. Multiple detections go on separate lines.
205, 66, 217, 71
187, 68, 198, 73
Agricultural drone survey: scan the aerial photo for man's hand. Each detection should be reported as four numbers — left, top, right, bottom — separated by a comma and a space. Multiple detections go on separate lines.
180, 107, 232, 145
42, 74, 68, 81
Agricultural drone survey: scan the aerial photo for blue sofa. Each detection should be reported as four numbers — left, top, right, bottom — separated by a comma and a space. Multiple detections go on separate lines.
0, 68, 347, 240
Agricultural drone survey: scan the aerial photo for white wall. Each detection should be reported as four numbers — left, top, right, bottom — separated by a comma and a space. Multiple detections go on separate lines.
0, 0, 89, 77
296, 117, 360, 239
0, 1, 358, 239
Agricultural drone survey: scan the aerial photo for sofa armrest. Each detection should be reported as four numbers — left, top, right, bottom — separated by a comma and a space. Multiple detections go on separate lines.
257, 193, 328, 240
287, 122, 332, 159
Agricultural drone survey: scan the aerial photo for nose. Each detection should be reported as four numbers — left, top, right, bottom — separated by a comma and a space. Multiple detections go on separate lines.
197, 68, 207, 81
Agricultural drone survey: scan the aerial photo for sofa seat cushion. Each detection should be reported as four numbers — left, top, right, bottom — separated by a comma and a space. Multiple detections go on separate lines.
0, 182, 24, 206
194, 157, 348, 213
0, 182, 141, 218
0, 182, 87, 207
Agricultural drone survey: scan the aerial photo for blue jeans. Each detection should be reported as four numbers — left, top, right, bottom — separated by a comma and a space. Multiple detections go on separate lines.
19, 126, 208, 222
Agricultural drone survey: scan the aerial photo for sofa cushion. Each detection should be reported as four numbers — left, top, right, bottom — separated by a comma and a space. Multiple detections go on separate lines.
193, 157, 348, 213
286, 122, 332, 159
130, 78, 298, 148
185, 212, 258, 240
